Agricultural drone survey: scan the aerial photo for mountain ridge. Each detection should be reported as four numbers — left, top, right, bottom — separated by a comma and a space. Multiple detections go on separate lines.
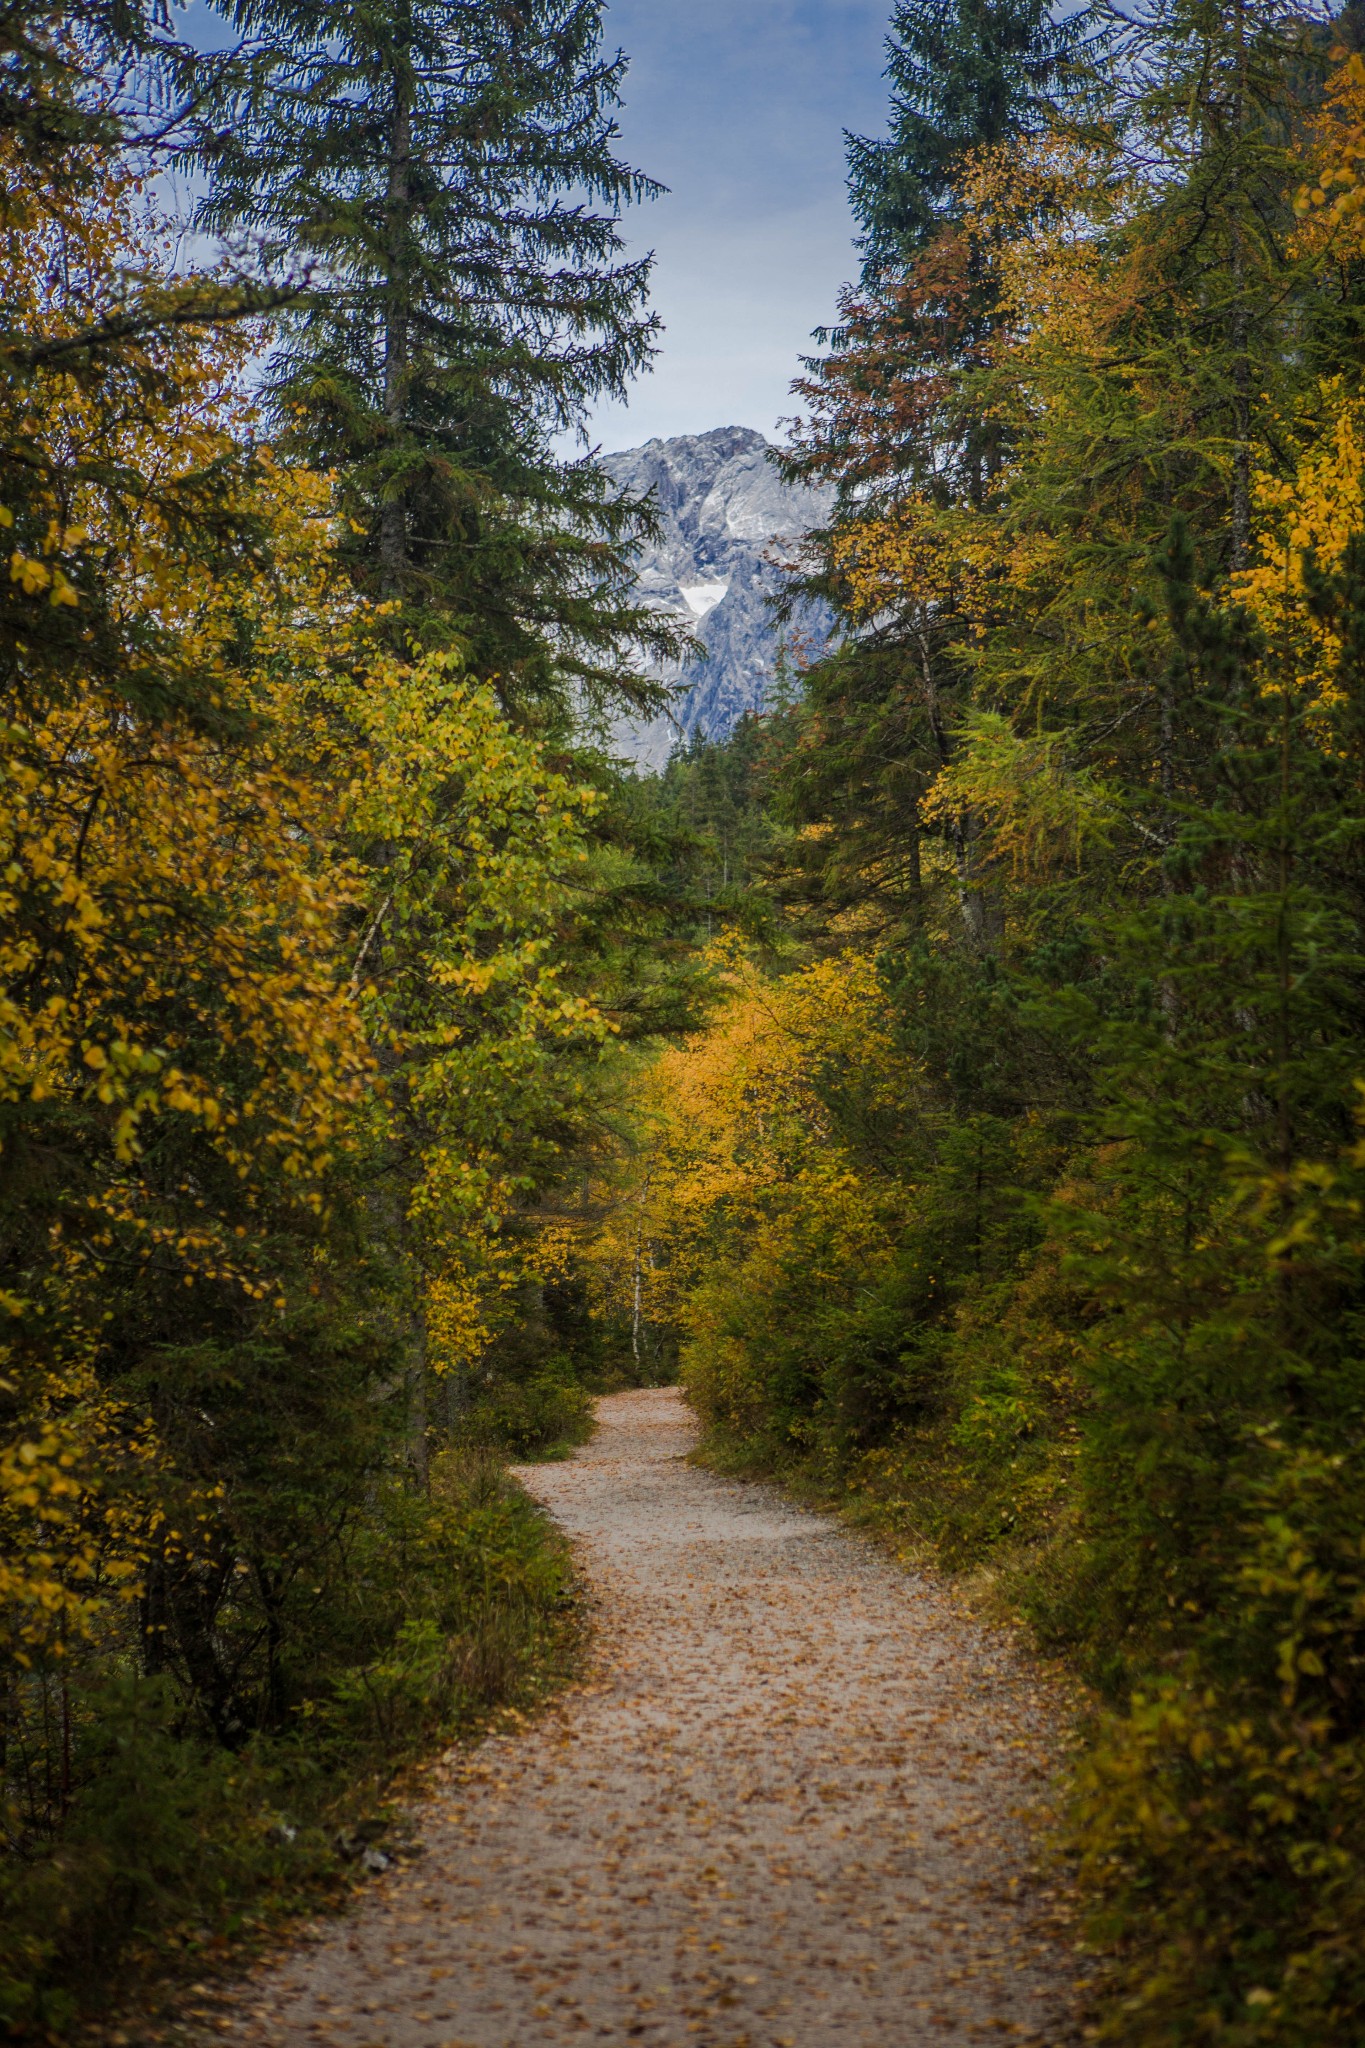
601, 425, 833, 768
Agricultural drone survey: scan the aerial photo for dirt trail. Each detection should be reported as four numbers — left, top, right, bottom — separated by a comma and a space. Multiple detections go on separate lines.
219, 1389, 1079, 2047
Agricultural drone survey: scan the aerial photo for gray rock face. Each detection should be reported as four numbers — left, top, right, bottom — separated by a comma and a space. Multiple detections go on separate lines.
601, 426, 832, 768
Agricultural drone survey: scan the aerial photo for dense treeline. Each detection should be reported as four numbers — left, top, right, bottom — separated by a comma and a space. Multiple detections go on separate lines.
14, 0, 1365, 2037
587, 0, 1365, 2039
0, 2, 708, 2029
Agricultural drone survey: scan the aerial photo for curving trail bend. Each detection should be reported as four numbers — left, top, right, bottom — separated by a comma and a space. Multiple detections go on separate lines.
219, 1388, 1080, 2047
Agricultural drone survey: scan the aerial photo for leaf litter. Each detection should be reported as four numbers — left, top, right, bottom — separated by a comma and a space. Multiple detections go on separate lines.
197, 1389, 1083, 2047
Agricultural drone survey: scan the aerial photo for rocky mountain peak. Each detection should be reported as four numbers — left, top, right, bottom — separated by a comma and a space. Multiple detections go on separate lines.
601, 426, 833, 768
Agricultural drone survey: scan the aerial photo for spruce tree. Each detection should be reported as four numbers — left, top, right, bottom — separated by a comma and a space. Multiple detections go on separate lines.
197, 0, 683, 723
775, 0, 1089, 947
846, 0, 1090, 285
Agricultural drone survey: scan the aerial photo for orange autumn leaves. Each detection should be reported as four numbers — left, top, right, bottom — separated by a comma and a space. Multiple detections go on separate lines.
818, 47, 1365, 884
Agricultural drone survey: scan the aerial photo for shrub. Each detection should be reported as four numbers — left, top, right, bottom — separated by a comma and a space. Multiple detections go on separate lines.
456, 1358, 594, 1458
0, 1453, 578, 2035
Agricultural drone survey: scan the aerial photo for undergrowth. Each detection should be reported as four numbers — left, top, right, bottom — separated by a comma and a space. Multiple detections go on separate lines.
690, 1394, 1365, 2048
455, 1354, 596, 1460
0, 1449, 584, 2040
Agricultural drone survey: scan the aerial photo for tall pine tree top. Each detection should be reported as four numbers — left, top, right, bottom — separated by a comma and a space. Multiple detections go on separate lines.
197, 0, 683, 722
847, 0, 1090, 283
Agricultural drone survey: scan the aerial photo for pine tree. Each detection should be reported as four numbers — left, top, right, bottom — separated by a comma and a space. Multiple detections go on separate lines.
2, 0, 184, 164
846, 0, 1090, 285
197, 0, 684, 724
775, 0, 1089, 946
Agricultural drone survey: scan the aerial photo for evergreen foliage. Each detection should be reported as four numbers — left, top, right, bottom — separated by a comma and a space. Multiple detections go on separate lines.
196, 0, 683, 717
634, 716, 787, 927
847, 0, 1091, 278
579, 7, 1365, 2043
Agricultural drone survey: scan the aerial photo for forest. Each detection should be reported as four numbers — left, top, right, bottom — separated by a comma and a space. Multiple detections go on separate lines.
4, 0, 1365, 2041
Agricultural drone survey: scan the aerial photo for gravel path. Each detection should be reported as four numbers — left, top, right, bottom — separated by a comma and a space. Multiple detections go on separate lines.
222, 1388, 1079, 2047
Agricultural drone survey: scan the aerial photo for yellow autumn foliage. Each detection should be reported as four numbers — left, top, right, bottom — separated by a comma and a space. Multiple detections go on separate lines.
0, 152, 615, 1669
1230, 382, 1365, 718
583, 945, 916, 1419
1294, 47, 1365, 253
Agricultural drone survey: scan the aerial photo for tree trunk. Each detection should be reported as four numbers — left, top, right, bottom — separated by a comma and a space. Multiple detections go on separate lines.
1229, 0, 1252, 575
954, 810, 1003, 954
380, 50, 412, 597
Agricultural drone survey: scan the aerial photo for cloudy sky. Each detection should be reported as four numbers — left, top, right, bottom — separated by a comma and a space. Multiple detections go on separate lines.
583, 0, 893, 449
182, 0, 895, 452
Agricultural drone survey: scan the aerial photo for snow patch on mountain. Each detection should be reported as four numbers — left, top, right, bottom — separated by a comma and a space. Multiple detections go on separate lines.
678, 579, 729, 618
